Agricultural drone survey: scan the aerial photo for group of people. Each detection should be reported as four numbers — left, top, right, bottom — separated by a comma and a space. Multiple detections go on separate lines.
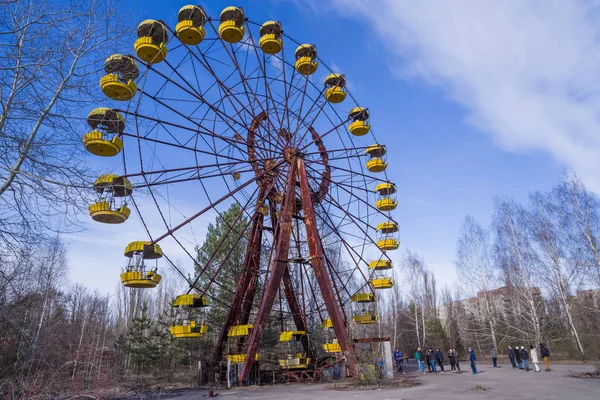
392, 342, 551, 376
505, 343, 551, 372
412, 347, 463, 374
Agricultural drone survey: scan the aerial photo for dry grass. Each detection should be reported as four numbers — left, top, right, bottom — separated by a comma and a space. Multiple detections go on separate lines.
328, 376, 420, 391
470, 384, 491, 391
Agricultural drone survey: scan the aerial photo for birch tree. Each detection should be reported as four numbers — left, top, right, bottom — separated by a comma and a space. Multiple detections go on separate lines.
494, 199, 546, 345
456, 215, 500, 349
558, 175, 600, 290
528, 190, 585, 355
400, 250, 441, 348
0, 0, 130, 247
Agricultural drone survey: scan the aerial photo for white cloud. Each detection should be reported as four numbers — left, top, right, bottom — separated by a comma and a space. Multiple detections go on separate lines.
330, 0, 600, 189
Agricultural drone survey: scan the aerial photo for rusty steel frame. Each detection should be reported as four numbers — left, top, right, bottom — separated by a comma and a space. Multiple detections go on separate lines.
296, 159, 356, 374
212, 209, 265, 363
239, 159, 298, 382
233, 157, 359, 382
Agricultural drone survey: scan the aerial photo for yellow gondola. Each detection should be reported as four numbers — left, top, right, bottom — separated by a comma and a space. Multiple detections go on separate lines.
227, 353, 259, 363
176, 5, 207, 45
120, 241, 162, 288
88, 202, 130, 224
226, 324, 258, 363
322, 341, 342, 353
321, 319, 334, 329
93, 174, 132, 197
353, 313, 379, 324
351, 292, 377, 303
324, 73, 346, 103
172, 293, 209, 307
375, 198, 398, 211
280, 353, 311, 369
348, 107, 370, 136
321, 318, 349, 329
374, 182, 396, 196
279, 330, 307, 342
368, 260, 395, 288
219, 6, 245, 43
134, 20, 168, 64
351, 292, 378, 324
374, 182, 397, 211
370, 277, 394, 289
278, 331, 310, 369
259, 21, 283, 54
83, 108, 125, 157
100, 55, 139, 101
170, 320, 208, 338
375, 197, 397, 211
376, 221, 398, 234
376, 221, 400, 251
368, 259, 393, 270
365, 144, 387, 173
295, 44, 318, 75
378, 238, 399, 251
170, 294, 209, 338
89, 174, 132, 224
228, 324, 253, 337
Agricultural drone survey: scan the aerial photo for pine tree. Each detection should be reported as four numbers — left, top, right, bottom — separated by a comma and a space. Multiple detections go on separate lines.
116, 304, 161, 378
195, 203, 249, 329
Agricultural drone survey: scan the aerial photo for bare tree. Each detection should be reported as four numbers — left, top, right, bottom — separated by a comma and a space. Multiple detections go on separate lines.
440, 286, 463, 349
455, 215, 500, 349
400, 250, 441, 348
558, 175, 600, 290
529, 190, 585, 354
494, 199, 546, 346
0, 0, 131, 247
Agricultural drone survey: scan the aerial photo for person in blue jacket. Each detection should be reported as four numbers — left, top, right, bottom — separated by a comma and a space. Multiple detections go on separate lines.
393, 350, 404, 374
468, 347, 477, 374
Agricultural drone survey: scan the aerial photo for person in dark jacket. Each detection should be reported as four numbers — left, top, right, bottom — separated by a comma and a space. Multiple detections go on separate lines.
436, 348, 445, 371
425, 350, 432, 373
454, 349, 461, 371
468, 347, 477, 374
448, 349, 456, 371
394, 350, 404, 374
428, 349, 437, 373
507, 346, 517, 368
514, 345, 523, 369
490, 347, 497, 368
520, 346, 530, 371
539, 343, 551, 371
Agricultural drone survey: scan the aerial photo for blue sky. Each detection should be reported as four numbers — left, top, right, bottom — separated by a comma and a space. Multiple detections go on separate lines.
69, 0, 595, 295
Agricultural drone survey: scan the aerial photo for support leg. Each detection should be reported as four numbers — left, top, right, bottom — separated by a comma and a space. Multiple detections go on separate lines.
212, 211, 264, 363
296, 158, 356, 375
239, 162, 298, 383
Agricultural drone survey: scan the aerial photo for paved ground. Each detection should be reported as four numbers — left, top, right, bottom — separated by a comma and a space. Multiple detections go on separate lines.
157, 363, 600, 400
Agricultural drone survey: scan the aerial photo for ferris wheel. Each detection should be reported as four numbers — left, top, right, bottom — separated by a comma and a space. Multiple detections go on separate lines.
84, 5, 399, 381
